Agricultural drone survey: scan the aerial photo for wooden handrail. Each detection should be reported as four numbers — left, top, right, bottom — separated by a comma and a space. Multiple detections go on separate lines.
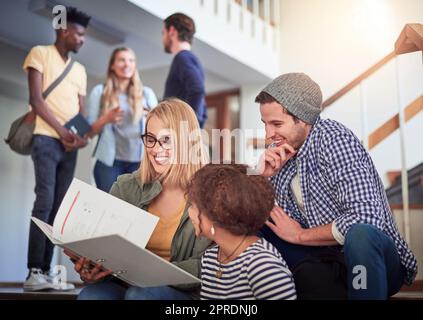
249, 23, 423, 150
368, 95, 423, 150
390, 204, 423, 210
322, 51, 396, 108
323, 23, 423, 109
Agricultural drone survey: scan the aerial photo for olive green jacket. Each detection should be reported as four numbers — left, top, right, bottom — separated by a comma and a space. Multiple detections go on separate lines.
109, 171, 212, 294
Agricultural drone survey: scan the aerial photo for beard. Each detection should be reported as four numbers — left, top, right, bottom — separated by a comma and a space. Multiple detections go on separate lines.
163, 39, 172, 53
69, 43, 82, 54
290, 125, 309, 150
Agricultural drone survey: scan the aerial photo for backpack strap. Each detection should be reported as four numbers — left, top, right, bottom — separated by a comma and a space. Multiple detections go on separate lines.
42, 60, 75, 99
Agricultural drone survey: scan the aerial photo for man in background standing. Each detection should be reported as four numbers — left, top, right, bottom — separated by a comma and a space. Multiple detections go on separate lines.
162, 12, 207, 128
23, 7, 90, 291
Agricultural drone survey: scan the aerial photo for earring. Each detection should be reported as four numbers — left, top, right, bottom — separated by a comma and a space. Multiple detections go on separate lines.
210, 226, 215, 236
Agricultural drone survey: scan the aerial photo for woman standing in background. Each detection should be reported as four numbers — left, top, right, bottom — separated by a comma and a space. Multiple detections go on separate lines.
87, 47, 158, 192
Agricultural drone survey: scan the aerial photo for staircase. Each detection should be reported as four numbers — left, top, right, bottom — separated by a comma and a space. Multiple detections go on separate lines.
386, 163, 423, 288
386, 163, 423, 207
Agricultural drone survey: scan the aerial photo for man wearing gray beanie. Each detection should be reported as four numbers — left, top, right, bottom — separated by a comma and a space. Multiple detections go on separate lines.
255, 73, 417, 300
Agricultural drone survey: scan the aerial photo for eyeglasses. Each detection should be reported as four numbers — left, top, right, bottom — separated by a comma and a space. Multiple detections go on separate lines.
141, 134, 173, 149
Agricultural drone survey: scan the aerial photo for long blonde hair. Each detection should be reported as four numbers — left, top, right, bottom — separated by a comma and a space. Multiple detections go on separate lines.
140, 99, 209, 190
101, 47, 143, 123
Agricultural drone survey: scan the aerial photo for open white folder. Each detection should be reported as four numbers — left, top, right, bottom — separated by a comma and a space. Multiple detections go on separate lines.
32, 178, 200, 287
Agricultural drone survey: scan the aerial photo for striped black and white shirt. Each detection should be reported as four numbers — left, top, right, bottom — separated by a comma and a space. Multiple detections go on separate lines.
200, 238, 297, 300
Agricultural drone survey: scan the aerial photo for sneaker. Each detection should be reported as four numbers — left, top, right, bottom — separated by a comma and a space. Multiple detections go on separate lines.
44, 271, 75, 291
23, 268, 55, 292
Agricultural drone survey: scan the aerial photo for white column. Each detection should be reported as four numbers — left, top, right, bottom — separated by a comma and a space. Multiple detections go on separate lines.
359, 81, 369, 150
252, 0, 259, 37
395, 56, 411, 245
240, 0, 247, 32
263, 0, 270, 43
273, 0, 280, 52
226, 0, 231, 23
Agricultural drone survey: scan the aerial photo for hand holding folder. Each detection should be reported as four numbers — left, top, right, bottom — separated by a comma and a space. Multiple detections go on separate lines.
64, 250, 113, 284
32, 178, 200, 287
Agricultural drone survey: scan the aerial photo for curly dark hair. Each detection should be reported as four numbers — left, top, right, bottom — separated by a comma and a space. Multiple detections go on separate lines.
164, 13, 196, 44
187, 164, 275, 236
65, 7, 91, 28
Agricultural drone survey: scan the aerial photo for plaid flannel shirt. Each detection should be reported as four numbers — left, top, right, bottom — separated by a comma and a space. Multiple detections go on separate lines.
270, 117, 418, 284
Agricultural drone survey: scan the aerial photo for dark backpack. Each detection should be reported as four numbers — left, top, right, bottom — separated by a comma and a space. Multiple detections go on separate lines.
292, 248, 348, 300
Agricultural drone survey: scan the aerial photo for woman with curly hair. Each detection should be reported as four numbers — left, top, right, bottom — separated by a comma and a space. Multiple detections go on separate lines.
187, 164, 297, 300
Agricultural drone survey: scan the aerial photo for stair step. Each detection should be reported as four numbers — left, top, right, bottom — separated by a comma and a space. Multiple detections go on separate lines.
1, 283, 422, 300
391, 291, 423, 300
0, 284, 80, 300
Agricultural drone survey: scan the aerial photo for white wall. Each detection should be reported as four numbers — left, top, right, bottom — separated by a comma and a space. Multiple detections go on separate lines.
277, 0, 423, 186
128, 0, 280, 80
0, 94, 35, 282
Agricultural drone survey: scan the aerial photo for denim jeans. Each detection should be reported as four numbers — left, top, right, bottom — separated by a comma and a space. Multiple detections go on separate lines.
260, 223, 406, 300
344, 224, 405, 299
28, 135, 77, 271
93, 159, 140, 192
78, 280, 193, 300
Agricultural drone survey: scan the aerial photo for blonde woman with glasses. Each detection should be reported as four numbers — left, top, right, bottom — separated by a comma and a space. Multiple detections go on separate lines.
66, 99, 211, 300
86, 47, 158, 192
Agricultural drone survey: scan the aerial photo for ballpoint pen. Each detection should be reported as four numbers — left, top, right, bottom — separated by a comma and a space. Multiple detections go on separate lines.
268, 142, 277, 148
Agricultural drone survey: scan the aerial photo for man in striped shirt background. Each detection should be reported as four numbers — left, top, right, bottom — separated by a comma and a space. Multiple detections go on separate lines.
255, 73, 417, 299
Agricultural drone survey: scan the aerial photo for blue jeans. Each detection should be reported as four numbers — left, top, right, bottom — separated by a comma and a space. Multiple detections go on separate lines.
260, 223, 405, 300
344, 224, 405, 299
93, 159, 140, 192
78, 280, 193, 300
28, 135, 77, 271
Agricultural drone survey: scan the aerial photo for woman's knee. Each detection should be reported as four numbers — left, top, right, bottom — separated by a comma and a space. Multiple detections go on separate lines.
125, 286, 190, 300
124, 286, 154, 300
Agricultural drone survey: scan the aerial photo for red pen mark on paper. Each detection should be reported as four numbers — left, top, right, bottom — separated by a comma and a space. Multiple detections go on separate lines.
61, 191, 80, 235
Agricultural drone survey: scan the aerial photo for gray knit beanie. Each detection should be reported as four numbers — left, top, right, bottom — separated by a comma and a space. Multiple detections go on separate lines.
257, 73, 323, 124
